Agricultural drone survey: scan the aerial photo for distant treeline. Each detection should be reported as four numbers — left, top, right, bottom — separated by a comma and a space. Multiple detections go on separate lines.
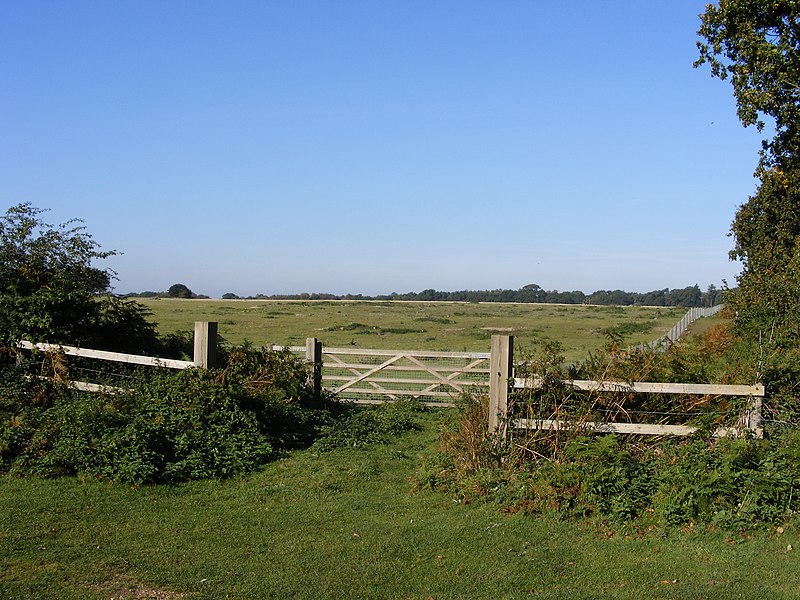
172, 284, 722, 308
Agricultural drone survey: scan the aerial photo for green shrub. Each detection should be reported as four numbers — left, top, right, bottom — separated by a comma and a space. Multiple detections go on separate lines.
0, 349, 332, 484
312, 399, 423, 452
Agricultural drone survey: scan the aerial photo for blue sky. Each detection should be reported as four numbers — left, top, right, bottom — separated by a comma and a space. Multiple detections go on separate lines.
1, 1, 765, 297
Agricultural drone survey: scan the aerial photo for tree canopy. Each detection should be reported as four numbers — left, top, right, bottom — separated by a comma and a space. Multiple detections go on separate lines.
0, 203, 158, 352
696, 0, 800, 171
697, 1, 800, 339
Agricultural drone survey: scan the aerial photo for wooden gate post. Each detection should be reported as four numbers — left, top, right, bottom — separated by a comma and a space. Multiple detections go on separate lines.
488, 335, 513, 437
193, 321, 218, 368
306, 337, 323, 401
746, 391, 765, 438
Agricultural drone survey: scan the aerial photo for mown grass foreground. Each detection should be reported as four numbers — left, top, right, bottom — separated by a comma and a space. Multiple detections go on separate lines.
2, 410, 799, 600
139, 299, 688, 362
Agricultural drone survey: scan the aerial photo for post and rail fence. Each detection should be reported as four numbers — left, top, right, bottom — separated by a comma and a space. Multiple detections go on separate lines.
17, 306, 761, 438
486, 334, 765, 440
16, 321, 218, 394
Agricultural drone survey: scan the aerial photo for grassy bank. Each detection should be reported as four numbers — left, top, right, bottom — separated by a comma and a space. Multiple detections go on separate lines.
2, 409, 798, 600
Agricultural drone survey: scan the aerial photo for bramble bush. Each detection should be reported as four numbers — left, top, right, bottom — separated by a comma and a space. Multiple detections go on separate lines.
0, 344, 428, 484
0, 348, 334, 483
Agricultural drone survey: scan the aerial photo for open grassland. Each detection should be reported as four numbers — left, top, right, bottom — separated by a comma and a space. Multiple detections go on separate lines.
2, 410, 798, 600
139, 299, 688, 362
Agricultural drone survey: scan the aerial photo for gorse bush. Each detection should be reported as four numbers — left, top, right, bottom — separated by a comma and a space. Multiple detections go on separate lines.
0, 349, 333, 483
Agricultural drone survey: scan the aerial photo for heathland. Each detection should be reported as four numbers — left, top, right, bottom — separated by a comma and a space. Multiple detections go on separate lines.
138, 298, 689, 362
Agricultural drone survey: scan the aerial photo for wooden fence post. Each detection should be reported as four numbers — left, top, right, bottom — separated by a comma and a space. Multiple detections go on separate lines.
747, 394, 764, 438
193, 321, 218, 368
488, 335, 513, 437
306, 337, 322, 401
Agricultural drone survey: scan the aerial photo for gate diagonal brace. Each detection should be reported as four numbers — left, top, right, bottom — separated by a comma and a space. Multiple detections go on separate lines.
325, 353, 398, 399
419, 357, 488, 395
404, 355, 465, 395
333, 354, 403, 394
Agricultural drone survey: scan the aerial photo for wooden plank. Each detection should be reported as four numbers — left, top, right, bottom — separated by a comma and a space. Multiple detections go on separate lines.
336, 387, 459, 398
322, 375, 488, 386
323, 347, 490, 359
513, 377, 764, 397
70, 381, 129, 394
349, 398, 457, 408
18, 341, 194, 370
514, 418, 762, 438
323, 363, 491, 374
514, 418, 698, 436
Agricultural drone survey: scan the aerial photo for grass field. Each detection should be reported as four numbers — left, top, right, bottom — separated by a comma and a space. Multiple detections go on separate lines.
2, 409, 798, 600
139, 299, 689, 362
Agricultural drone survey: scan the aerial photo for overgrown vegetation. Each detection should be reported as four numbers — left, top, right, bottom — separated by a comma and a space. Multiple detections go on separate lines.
0, 348, 337, 483
311, 399, 424, 452
420, 325, 800, 530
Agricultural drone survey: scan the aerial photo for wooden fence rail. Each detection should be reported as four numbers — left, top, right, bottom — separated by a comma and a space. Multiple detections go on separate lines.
488, 335, 765, 440
17, 340, 195, 370
16, 322, 218, 393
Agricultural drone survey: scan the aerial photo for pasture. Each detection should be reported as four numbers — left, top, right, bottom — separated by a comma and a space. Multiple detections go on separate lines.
139, 299, 689, 362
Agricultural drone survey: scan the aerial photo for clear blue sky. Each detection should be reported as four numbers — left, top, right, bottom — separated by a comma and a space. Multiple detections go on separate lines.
1, 1, 765, 297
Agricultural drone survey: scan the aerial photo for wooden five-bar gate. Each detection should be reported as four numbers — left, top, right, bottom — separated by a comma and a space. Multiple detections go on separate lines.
280, 340, 490, 406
